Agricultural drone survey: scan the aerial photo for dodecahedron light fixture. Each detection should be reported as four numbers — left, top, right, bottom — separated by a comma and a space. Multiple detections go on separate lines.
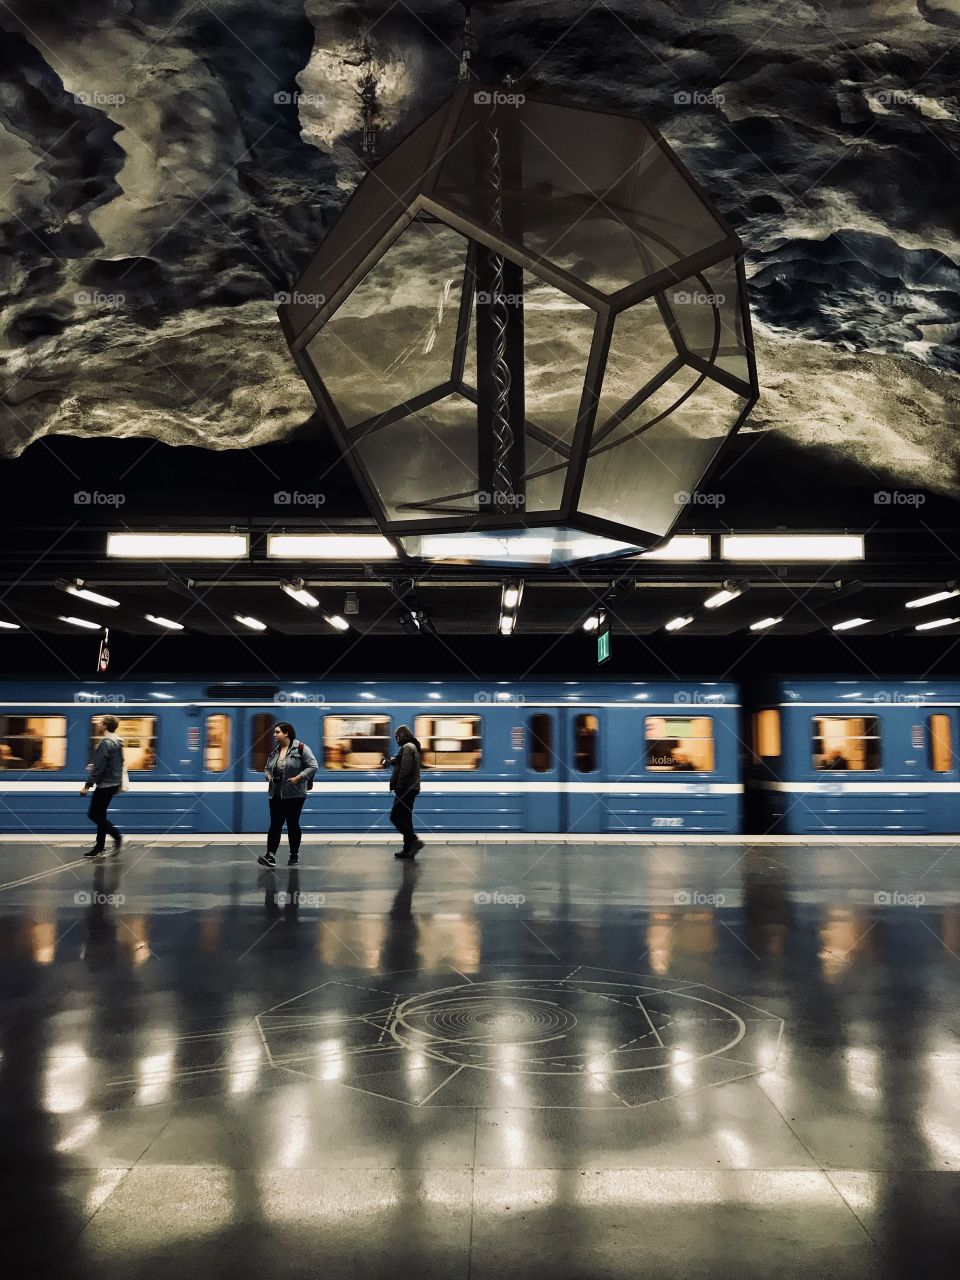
278, 84, 759, 566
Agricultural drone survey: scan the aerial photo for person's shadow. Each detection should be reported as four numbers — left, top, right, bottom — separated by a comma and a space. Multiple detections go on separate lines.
382, 859, 421, 971
82, 859, 123, 971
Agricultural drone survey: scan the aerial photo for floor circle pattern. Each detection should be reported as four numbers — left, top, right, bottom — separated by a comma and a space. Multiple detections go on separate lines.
256, 965, 784, 1108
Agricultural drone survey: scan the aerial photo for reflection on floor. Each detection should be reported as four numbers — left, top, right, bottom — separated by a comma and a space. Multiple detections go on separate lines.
0, 839, 958, 1279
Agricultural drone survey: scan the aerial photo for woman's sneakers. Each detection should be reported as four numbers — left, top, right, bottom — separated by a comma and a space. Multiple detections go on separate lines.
288, 853, 299, 866
394, 839, 424, 860
258, 852, 277, 868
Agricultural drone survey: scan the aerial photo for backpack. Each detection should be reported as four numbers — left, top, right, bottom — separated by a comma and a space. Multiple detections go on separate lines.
296, 742, 314, 789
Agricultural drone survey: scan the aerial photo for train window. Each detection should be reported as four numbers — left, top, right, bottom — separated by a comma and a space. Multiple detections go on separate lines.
812, 717, 881, 771
0, 715, 67, 770
929, 714, 952, 773
414, 715, 482, 770
204, 714, 232, 772
529, 713, 553, 773
324, 716, 391, 770
752, 709, 781, 760
574, 713, 599, 773
645, 716, 715, 772
249, 713, 276, 771
90, 715, 157, 771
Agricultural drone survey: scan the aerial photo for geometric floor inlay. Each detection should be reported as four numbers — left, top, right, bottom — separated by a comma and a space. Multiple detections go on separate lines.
257, 965, 785, 1108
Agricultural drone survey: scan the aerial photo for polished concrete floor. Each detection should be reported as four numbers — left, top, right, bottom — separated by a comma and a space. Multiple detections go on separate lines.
0, 836, 958, 1278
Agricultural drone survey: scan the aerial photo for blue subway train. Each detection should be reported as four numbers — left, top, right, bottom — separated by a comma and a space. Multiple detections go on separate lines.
0, 678, 957, 837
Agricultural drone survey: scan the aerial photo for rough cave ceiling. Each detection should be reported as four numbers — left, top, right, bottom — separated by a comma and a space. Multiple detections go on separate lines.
0, 0, 958, 494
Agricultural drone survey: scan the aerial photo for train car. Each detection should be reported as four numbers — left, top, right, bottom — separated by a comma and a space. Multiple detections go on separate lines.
746, 679, 960, 835
0, 678, 743, 837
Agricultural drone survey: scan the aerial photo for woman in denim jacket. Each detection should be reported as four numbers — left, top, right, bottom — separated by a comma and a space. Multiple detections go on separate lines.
258, 721, 318, 868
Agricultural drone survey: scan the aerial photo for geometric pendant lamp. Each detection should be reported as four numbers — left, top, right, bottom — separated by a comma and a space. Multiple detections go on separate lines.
279, 84, 759, 566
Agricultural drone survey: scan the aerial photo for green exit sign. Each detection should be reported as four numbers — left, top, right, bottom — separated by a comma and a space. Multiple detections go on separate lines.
597, 627, 612, 664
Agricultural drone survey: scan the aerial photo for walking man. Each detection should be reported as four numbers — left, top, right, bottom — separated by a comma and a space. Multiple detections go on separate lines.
384, 725, 424, 859
81, 714, 124, 858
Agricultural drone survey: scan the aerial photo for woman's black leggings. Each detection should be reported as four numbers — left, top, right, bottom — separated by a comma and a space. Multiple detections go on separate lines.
267, 797, 306, 855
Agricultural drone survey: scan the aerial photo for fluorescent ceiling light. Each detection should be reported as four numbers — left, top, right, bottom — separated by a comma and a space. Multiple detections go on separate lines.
145, 614, 184, 631
268, 534, 396, 560
502, 586, 520, 610
832, 617, 871, 631
420, 535, 554, 560
282, 582, 320, 609
65, 585, 120, 608
664, 615, 693, 631
915, 616, 960, 631
500, 614, 515, 635
721, 534, 864, 561
582, 614, 601, 632
704, 585, 744, 609
639, 535, 711, 562
0, 619, 21, 631
59, 615, 101, 630
749, 616, 782, 631
234, 614, 267, 631
108, 533, 249, 559
325, 614, 349, 632
906, 589, 960, 609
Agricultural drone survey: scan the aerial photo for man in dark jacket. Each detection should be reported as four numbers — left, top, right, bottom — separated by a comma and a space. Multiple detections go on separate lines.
384, 725, 424, 859
81, 715, 124, 857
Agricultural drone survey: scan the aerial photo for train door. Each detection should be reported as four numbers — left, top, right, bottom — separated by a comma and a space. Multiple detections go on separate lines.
525, 710, 561, 832
560, 707, 605, 833
927, 709, 960, 833
237, 709, 275, 833
196, 709, 240, 834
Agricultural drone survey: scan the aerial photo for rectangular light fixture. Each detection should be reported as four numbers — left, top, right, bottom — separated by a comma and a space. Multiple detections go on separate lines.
65, 584, 120, 608
145, 614, 184, 631
915, 616, 960, 631
664, 615, 693, 631
282, 582, 320, 609
234, 614, 267, 632
499, 614, 515, 635
832, 617, 871, 631
325, 614, 350, 631
704, 584, 744, 609
639, 535, 712, 562
0, 619, 21, 631
59, 615, 101, 630
906, 589, 960, 609
419, 535, 554, 561
502, 585, 520, 610
582, 614, 601, 632
749, 616, 782, 631
108, 533, 249, 559
268, 534, 396, 560
721, 534, 865, 561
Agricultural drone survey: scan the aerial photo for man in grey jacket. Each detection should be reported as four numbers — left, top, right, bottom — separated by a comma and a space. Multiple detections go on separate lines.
384, 725, 424, 859
81, 715, 124, 858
